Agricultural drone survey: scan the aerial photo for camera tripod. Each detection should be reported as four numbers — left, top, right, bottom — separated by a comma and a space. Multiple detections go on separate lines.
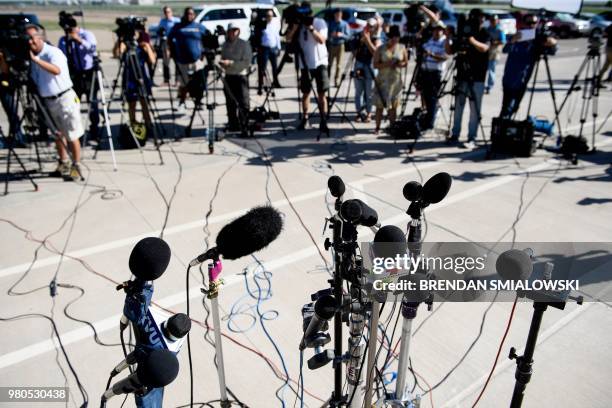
551, 42, 602, 153
112, 40, 165, 164
324, 48, 358, 132
248, 63, 287, 138
182, 61, 219, 154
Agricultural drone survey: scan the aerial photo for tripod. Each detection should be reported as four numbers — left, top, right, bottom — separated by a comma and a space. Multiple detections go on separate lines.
550, 43, 601, 152
250, 65, 288, 138
324, 49, 357, 132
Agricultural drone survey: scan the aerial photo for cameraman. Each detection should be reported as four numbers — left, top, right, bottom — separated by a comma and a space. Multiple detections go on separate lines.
353, 18, 381, 123
256, 9, 282, 95
420, 22, 450, 131
167, 7, 208, 113
448, 8, 490, 148
57, 15, 100, 142
328, 8, 349, 88
499, 14, 557, 118
26, 24, 83, 179
220, 23, 253, 136
157, 6, 180, 85
286, 1, 329, 133
113, 29, 156, 128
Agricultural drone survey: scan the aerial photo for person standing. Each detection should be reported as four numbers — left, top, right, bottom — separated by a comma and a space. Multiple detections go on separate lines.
257, 9, 282, 95
168, 7, 208, 113
420, 22, 450, 130
353, 18, 380, 123
220, 23, 253, 136
286, 1, 329, 133
373, 25, 408, 134
27, 24, 83, 180
485, 14, 506, 94
598, 24, 612, 83
157, 6, 180, 85
448, 8, 490, 149
327, 8, 349, 88
58, 15, 100, 142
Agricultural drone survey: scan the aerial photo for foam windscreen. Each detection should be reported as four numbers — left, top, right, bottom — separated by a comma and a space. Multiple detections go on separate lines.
128, 237, 171, 281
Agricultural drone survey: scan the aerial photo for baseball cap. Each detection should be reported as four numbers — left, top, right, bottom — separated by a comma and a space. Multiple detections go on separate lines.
367, 18, 377, 27
227, 22, 240, 31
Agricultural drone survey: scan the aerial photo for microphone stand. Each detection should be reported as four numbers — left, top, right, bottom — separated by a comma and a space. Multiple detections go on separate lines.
201, 259, 231, 408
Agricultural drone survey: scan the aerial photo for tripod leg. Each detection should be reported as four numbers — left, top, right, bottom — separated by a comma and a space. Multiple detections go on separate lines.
95, 68, 118, 170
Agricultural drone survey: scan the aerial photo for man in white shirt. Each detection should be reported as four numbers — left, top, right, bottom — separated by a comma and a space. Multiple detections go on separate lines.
27, 24, 83, 180
286, 1, 329, 133
256, 9, 282, 94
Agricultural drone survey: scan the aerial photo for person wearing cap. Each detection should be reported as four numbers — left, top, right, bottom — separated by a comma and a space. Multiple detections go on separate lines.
286, 1, 330, 133
353, 18, 381, 122
486, 14, 506, 94
167, 7, 208, 114
26, 24, 83, 180
448, 8, 490, 149
327, 8, 349, 87
421, 22, 450, 130
58, 14, 100, 142
373, 25, 408, 134
499, 14, 556, 118
220, 23, 253, 136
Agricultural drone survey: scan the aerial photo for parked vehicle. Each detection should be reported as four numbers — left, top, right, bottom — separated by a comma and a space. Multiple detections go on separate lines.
548, 12, 590, 38
381, 7, 456, 37
314, 7, 379, 35
589, 11, 612, 36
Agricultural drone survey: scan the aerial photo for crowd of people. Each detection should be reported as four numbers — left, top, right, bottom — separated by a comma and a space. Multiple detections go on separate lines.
1, 3, 611, 181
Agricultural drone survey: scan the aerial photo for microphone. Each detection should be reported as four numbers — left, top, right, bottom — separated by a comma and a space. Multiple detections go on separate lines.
129, 237, 171, 281
110, 348, 145, 377
402, 181, 423, 202
102, 349, 179, 402
300, 295, 336, 350
161, 313, 191, 342
422, 172, 452, 205
496, 249, 534, 281
189, 206, 283, 266
340, 199, 379, 227
372, 225, 407, 260
327, 175, 345, 198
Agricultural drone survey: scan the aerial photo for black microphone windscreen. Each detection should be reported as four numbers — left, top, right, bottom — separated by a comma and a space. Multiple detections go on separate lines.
314, 295, 336, 320
166, 313, 191, 338
496, 249, 533, 281
328, 176, 345, 198
129, 237, 171, 281
340, 200, 362, 223
137, 349, 179, 388
216, 206, 283, 260
423, 172, 452, 205
356, 200, 378, 227
403, 181, 423, 202
373, 225, 407, 259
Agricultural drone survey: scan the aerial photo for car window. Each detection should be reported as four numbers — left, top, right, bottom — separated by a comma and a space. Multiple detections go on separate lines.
356, 11, 376, 21
393, 14, 403, 22
203, 8, 247, 21
498, 13, 513, 20
381, 12, 390, 20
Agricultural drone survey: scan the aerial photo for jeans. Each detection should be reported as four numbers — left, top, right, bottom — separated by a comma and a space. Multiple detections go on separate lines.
452, 81, 485, 142
500, 86, 527, 119
257, 46, 279, 90
487, 59, 497, 90
135, 387, 164, 408
224, 75, 250, 131
420, 69, 443, 129
354, 61, 374, 115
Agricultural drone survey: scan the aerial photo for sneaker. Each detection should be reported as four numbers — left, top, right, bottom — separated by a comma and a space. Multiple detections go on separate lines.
69, 163, 82, 181
297, 117, 309, 130
51, 161, 70, 177
272, 81, 282, 88
460, 141, 476, 150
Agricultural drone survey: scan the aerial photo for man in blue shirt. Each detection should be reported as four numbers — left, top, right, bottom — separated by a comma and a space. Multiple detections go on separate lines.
157, 6, 180, 85
256, 9, 282, 94
168, 7, 208, 112
327, 8, 349, 87
485, 14, 506, 94
58, 15, 100, 141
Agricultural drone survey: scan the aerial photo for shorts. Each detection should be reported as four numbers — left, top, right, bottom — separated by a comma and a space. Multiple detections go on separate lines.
300, 65, 330, 94
176, 60, 205, 87
44, 89, 84, 141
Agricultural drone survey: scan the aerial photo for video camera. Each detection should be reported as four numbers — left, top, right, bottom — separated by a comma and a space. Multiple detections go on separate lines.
400, 2, 427, 46
58, 11, 82, 33
115, 16, 147, 42
202, 25, 225, 53
282, 4, 313, 27
0, 16, 33, 78
454, 12, 481, 51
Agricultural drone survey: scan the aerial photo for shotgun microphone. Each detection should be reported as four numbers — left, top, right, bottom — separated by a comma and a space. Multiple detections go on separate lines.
102, 349, 179, 402
422, 172, 452, 205
189, 206, 283, 266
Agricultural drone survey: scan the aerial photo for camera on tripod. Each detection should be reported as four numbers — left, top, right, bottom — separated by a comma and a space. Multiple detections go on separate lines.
283, 4, 313, 27
587, 29, 603, 52
58, 11, 81, 33
454, 12, 481, 51
115, 16, 147, 42
400, 2, 427, 46
0, 16, 33, 78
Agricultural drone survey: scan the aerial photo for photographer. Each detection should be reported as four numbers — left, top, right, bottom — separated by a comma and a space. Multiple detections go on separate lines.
220, 23, 253, 136
373, 25, 408, 134
448, 8, 490, 148
499, 14, 557, 119
256, 9, 282, 95
57, 14, 100, 141
328, 8, 349, 88
598, 24, 612, 83
167, 7, 208, 113
353, 18, 381, 123
26, 24, 83, 180
157, 6, 180, 85
485, 14, 506, 94
113, 28, 156, 128
420, 22, 450, 131
286, 1, 329, 133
